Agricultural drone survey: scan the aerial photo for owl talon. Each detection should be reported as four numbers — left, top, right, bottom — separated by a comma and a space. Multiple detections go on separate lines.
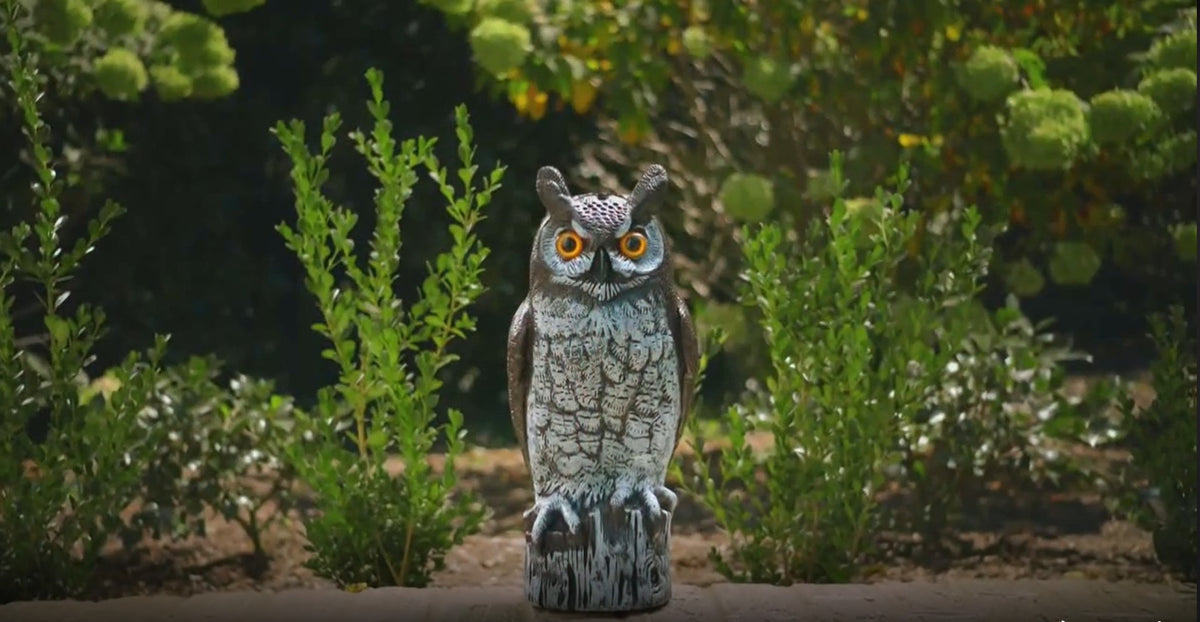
610, 483, 675, 530
526, 495, 581, 552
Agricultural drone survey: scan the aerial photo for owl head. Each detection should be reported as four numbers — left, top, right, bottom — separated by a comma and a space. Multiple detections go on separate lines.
529, 164, 672, 302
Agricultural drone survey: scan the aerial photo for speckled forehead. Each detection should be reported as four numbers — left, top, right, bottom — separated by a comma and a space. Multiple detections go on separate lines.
570, 193, 630, 236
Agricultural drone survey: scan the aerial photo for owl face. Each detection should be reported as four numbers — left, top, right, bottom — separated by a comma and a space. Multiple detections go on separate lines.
531, 165, 671, 302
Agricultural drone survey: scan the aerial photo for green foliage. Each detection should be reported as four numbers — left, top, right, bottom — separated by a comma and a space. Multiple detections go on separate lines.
273, 69, 499, 588
469, 17, 532, 78
1000, 88, 1091, 171
1112, 307, 1197, 580
429, 0, 1196, 305
1172, 222, 1196, 262
92, 48, 148, 100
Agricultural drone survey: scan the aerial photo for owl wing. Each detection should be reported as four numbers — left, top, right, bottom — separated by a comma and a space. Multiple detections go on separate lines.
506, 296, 534, 471
668, 289, 700, 451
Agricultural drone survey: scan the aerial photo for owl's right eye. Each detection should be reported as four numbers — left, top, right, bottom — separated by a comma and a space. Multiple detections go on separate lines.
555, 231, 585, 260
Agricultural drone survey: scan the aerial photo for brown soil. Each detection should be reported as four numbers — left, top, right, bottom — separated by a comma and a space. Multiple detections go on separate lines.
84, 428, 1179, 600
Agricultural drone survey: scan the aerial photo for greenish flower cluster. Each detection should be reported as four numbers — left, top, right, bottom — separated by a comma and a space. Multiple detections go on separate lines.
469, 17, 533, 77
682, 26, 712, 59
475, 0, 534, 23
27, 0, 256, 102
1088, 89, 1160, 145
93, 47, 148, 100
742, 56, 795, 104
33, 0, 93, 45
157, 13, 239, 99
1047, 241, 1101, 286
94, 0, 148, 37
424, 0, 473, 16
200, 0, 266, 18
1138, 68, 1197, 116
1000, 89, 1090, 171
956, 45, 1020, 103
719, 172, 775, 222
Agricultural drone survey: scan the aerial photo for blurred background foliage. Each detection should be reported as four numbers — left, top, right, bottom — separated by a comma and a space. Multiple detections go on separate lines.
2, 0, 1195, 444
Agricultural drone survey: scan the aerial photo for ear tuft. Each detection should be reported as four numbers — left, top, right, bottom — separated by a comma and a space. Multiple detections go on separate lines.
627, 164, 669, 223
536, 166, 574, 219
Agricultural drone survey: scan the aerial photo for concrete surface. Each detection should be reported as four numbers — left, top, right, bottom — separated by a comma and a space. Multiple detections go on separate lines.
0, 580, 1195, 622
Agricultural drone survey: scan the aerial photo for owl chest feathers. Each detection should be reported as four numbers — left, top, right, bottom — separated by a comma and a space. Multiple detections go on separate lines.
525, 289, 681, 494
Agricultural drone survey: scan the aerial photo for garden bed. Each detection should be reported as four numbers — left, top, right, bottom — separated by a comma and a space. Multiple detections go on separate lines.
86, 432, 1175, 600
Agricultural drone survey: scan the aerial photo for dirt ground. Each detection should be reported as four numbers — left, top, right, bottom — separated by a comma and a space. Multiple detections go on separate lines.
85, 426, 1180, 600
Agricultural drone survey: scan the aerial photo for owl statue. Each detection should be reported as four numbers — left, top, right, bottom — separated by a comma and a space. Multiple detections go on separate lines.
507, 164, 699, 550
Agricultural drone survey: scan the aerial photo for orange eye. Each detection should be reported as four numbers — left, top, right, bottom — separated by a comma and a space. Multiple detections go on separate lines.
555, 230, 585, 259
618, 231, 648, 259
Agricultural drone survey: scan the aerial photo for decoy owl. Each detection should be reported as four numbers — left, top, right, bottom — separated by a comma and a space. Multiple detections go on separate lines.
506, 164, 699, 549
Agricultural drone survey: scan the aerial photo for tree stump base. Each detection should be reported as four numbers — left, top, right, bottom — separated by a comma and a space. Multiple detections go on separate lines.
523, 503, 672, 613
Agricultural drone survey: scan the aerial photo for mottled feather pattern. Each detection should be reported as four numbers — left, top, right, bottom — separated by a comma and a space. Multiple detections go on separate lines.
570, 193, 634, 236
526, 288, 681, 508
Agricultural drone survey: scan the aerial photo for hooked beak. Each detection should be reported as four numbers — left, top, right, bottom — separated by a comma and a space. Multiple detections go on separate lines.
587, 250, 612, 282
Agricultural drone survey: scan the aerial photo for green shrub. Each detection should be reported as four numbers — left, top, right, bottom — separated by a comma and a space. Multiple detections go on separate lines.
1, 12, 297, 599
1113, 307, 1197, 580
899, 295, 1109, 543
273, 69, 498, 588
682, 154, 994, 583
0, 15, 150, 601
128, 356, 303, 566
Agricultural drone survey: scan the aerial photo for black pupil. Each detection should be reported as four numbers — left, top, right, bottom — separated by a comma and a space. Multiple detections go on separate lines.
561, 235, 577, 253
626, 236, 642, 252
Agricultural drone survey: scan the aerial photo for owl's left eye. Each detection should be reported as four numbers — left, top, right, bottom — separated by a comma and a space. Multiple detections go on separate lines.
617, 231, 648, 259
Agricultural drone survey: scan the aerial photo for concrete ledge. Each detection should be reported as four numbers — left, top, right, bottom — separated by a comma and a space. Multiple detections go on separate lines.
0, 580, 1194, 622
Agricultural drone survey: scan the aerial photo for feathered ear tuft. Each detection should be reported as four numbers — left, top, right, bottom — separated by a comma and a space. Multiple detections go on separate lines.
536, 166, 574, 220
627, 164, 669, 223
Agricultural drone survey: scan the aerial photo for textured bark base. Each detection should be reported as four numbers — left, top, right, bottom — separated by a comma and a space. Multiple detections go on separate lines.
523, 504, 672, 613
